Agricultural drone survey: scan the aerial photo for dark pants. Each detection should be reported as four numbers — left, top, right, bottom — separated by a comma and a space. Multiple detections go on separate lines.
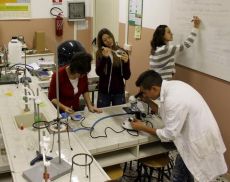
97, 92, 125, 108
171, 154, 194, 182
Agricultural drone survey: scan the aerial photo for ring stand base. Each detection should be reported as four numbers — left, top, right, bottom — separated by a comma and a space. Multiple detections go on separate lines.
20, 76, 32, 83
23, 157, 71, 182
30, 151, 53, 166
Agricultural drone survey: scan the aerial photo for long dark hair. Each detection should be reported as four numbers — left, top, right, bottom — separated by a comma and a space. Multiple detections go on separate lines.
150, 25, 167, 54
97, 28, 117, 50
96, 28, 121, 67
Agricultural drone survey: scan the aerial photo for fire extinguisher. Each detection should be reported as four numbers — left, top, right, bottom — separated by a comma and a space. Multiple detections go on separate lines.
50, 7, 63, 36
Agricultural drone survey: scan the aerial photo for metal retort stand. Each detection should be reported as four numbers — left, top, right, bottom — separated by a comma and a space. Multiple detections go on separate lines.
21, 86, 53, 165
23, 51, 71, 182
19, 49, 32, 84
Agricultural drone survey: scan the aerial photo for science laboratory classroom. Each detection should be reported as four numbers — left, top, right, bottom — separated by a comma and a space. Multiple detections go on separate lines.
0, 0, 230, 182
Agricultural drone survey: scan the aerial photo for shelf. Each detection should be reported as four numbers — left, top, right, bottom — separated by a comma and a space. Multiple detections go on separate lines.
0, 135, 9, 173
138, 141, 170, 159
0, 151, 10, 174
94, 148, 137, 167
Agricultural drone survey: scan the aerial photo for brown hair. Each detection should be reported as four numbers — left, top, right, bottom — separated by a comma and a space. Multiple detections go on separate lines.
96, 28, 122, 67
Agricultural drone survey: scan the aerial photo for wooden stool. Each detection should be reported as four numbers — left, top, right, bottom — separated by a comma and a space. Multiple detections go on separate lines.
139, 153, 173, 182
104, 164, 124, 180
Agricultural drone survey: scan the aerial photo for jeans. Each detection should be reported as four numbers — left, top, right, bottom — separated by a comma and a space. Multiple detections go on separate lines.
171, 154, 194, 182
97, 92, 125, 108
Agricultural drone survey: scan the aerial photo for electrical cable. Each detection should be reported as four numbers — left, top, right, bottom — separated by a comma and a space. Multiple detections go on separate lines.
9, 63, 34, 70
90, 113, 129, 130
72, 128, 91, 132
72, 112, 151, 139
79, 116, 91, 129
90, 126, 125, 139
126, 129, 139, 136
89, 113, 129, 138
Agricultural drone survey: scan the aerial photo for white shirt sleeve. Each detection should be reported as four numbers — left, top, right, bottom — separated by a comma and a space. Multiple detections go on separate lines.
156, 98, 188, 142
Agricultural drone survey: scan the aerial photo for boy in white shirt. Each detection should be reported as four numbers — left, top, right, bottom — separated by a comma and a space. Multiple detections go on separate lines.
131, 70, 227, 182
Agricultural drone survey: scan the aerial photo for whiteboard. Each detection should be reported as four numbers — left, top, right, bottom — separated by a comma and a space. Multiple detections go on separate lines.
170, 0, 230, 82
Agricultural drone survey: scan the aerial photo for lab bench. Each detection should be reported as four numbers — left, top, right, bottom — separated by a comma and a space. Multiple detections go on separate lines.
22, 52, 55, 65
0, 68, 170, 181
70, 105, 171, 168
0, 80, 109, 181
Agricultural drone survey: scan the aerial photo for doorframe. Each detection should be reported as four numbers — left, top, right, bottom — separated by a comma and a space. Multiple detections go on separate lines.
92, 0, 119, 44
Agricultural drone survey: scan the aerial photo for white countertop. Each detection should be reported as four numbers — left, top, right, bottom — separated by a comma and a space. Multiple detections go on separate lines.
69, 105, 169, 167
0, 70, 170, 181
0, 80, 109, 181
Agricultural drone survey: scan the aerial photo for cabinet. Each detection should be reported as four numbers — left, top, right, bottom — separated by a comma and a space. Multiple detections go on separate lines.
0, 132, 10, 173
22, 53, 55, 65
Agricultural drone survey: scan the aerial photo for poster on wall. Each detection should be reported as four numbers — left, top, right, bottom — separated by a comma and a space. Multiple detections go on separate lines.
128, 0, 143, 39
128, 0, 143, 26
0, 0, 31, 20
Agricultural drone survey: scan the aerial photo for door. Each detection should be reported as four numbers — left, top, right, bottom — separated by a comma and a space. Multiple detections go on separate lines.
93, 0, 119, 44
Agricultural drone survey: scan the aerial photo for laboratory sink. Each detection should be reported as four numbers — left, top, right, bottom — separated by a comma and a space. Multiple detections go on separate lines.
14, 113, 47, 129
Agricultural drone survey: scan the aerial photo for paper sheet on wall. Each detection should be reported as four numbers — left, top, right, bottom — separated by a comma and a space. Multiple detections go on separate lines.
170, 0, 230, 82
134, 26, 141, 39
0, 1, 31, 20
128, 0, 143, 26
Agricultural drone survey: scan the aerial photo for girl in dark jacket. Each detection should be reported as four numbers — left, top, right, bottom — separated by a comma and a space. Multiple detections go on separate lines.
96, 28, 131, 108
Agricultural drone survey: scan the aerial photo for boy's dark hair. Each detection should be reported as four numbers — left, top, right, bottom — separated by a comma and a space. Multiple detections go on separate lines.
69, 52, 92, 74
136, 70, 162, 89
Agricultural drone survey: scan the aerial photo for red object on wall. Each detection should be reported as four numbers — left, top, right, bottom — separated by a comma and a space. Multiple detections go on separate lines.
53, 0, 62, 3
55, 13, 63, 36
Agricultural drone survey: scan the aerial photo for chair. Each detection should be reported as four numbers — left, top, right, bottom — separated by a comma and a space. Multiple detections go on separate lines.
104, 164, 124, 180
138, 153, 173, 182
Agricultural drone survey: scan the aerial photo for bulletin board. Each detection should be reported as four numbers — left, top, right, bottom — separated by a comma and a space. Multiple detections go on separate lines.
128, 0, 143, 39
0, 0, 31, 20
170, 0, 230, 82
67, 2, 85, 21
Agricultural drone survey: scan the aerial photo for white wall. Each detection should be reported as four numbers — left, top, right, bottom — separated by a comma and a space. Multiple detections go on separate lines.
119, 0, 172, 29
31, 0, 92, 19
119, 0, 128, 24
31, 0, 171, 26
